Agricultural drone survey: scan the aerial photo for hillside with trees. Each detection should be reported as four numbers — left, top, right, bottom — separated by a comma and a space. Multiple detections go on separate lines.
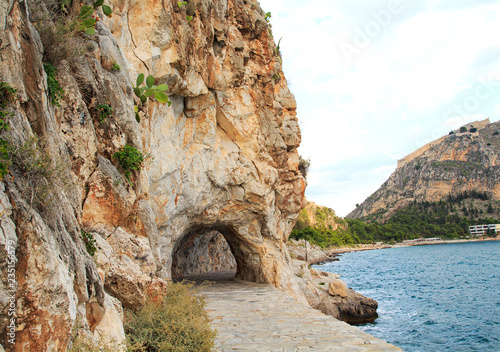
291, 191, 500, 247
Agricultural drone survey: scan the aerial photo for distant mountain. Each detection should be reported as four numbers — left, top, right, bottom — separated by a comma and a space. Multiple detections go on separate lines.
347, 118, 500, 221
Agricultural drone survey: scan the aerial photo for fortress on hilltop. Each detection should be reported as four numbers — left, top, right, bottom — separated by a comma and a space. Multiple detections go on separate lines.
397, 118, 491, 168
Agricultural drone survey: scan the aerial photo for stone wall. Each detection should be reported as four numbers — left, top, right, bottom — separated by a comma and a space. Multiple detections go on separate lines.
397, 135, 447, 168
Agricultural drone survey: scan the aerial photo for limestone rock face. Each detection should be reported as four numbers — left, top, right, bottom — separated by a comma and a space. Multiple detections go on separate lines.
329, 279, 347, 298
292, 261, 378, 325
0, 0, 305, 349
93, 294, 126, 347
92, 226, 168, 310
98, 0, 305, 293
171, 230, 236, 278
348, 120, 500, 220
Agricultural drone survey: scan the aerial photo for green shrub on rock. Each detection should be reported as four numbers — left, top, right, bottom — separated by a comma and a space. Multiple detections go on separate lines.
0, 82, 17, 109
77, 0, 113, 35
81, 230, 97, 256
298, 155, 311, 178
34, 0, 113, 64
0, 82, 15, 179
43, 63, 65, 107
133, 73, 170, 122
111, 62, 121, 71
0, 138, 10, 180
96, 103, 113, 123
113, 145, 144, 185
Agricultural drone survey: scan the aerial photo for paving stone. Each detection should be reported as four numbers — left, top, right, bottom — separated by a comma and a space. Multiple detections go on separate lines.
196, 277, 402, 352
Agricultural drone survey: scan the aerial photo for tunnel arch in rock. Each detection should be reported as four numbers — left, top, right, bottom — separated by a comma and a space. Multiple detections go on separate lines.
171, 228, 236, 278
170, 223, 269, 283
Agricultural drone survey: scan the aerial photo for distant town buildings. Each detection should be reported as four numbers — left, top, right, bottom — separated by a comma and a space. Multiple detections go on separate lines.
403, 238, 441, 244
469, 224, 500, 236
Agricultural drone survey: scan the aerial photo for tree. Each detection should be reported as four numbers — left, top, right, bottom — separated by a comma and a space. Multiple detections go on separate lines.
487, 203, 494, 214
460, 126, 467, 133
298, 155, 311, 178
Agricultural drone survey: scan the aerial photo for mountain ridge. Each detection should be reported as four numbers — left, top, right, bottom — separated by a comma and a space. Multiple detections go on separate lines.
348, 119, 500, 222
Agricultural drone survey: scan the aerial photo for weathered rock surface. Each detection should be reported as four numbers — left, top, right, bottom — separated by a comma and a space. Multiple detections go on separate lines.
97, 0, 306, 294
92, 226, 168, 310
171, 229, 236, 278
329, 279, 348, 298
0, 0, 306, 349
93, 293, 126, 347
292, 260, 378, 325
348, 119, 500, 220
288, 238, 340, 264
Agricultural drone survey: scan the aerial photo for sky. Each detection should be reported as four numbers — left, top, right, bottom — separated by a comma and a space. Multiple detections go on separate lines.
258, 0, 500, 217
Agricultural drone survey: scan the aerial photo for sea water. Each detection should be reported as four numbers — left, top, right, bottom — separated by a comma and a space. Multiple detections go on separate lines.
313, 241, 500, 352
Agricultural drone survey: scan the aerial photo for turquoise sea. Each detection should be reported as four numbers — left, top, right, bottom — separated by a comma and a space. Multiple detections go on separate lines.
313, 241, 500, 352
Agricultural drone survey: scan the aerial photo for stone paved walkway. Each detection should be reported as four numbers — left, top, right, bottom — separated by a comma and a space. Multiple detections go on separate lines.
197, 274, 403, 352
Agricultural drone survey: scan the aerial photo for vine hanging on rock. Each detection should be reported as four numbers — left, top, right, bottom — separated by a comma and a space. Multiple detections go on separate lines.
132, 73, 171, 122
77, 0, 112, 35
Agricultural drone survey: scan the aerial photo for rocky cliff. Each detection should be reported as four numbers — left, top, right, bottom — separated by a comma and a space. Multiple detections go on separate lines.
0, 0, 307, 349
348, 120, 500, 221
295, 199, 347, 231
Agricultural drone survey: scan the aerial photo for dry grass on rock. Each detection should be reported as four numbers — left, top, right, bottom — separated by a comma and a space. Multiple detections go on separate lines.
125, 281, 217, 352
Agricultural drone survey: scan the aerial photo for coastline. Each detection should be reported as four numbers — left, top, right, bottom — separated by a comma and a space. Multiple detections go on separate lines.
318, 237, 500, 352
288, 236, 500, 266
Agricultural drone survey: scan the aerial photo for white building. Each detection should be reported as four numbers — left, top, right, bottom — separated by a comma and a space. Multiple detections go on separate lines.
469, 224, 500, 236
403, 238, 441, 244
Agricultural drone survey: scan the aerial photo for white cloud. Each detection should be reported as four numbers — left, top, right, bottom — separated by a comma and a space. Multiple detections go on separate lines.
258, 0, 500, 216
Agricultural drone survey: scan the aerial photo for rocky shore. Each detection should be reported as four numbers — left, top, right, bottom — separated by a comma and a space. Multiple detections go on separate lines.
288, 236, 500, 266
286, 236, 500, 325
287, 240, 382, 324
291, 259, 379, 325
287, 239, 392, 265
